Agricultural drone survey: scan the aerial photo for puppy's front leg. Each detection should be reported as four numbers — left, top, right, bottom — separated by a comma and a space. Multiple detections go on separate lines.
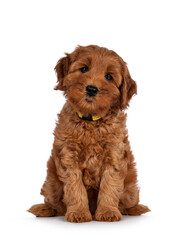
95, 165, 125, 222
56, 148, 92, 223
63, 170, 92, 223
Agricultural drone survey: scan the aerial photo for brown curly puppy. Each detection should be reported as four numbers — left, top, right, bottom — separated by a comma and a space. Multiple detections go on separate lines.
28, 45, 150, 222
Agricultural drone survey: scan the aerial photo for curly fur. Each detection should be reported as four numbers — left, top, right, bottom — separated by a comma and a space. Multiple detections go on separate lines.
28, 45, 150, 222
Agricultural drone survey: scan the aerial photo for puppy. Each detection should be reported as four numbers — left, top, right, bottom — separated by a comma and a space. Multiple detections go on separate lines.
28, 45, 150, 222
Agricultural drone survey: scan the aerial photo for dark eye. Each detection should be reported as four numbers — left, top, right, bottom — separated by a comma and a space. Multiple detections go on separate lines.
80, 66, 88, 73
105, 74, 113, 81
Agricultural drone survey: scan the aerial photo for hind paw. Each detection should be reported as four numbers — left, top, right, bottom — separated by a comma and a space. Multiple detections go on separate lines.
28, 204, 56, 217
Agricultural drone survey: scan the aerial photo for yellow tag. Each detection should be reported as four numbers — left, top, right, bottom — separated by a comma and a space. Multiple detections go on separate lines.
78, 112, 83, 118
92, 115, 101, 121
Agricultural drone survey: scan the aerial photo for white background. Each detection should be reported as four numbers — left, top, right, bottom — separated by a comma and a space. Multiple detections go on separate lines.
0, 0, 180, 239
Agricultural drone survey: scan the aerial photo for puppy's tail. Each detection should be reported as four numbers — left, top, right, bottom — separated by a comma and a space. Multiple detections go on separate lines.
121, 204, 150, 216
27, 203, 58, 217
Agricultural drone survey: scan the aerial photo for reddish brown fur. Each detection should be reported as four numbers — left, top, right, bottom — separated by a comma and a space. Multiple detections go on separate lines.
28, 45, 150, 222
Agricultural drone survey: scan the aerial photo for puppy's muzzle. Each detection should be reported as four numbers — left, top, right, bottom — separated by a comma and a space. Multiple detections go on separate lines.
86, 85, 98, 97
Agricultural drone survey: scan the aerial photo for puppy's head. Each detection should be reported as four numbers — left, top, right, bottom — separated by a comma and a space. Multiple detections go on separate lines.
55, 45, 137, 116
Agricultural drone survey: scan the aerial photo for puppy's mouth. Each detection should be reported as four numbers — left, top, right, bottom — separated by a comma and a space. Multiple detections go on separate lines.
85, 97, 94, 103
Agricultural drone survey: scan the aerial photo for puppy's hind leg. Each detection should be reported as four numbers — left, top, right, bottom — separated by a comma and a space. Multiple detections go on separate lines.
119, 152, 150, 216
28, 156, 66, 217
119, 185, 150, 216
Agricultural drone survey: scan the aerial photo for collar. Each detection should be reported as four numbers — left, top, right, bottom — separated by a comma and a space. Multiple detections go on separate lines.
77, 112, 101, 121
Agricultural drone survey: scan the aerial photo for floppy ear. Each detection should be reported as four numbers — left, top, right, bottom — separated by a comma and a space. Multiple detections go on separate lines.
54, 54, 71, 91
119, 63, 137, 110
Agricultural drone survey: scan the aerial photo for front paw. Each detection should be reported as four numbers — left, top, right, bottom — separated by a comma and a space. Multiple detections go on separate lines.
95, 208, 122, 222
65, 209, 92, 223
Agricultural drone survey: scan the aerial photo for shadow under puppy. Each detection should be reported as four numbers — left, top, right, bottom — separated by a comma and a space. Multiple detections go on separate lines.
28, 45, 150, 222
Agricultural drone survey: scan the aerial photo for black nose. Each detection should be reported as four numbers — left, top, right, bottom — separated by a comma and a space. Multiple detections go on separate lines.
86, 85, 98, 97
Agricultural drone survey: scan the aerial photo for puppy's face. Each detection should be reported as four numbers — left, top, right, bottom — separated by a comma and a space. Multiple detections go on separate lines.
55, 45, 137, 116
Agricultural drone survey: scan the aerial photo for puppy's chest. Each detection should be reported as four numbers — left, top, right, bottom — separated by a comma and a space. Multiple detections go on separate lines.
75, 126, 109, 189
79, 134, 104, 171
80, 143, 104, 189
